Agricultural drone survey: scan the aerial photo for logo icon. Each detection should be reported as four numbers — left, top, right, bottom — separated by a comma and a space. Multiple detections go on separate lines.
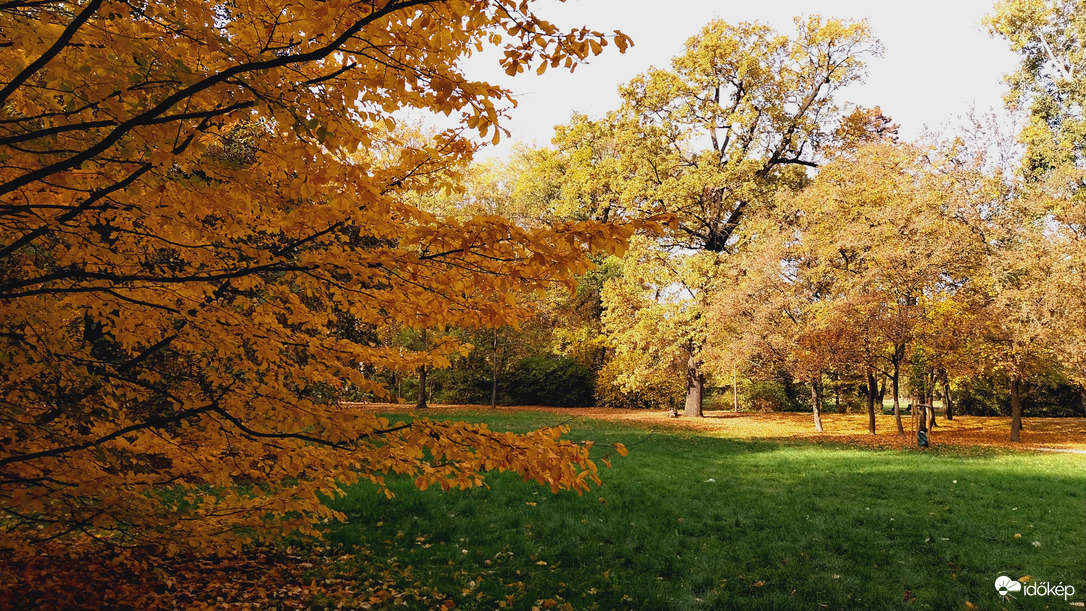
995, 576, 1022, 596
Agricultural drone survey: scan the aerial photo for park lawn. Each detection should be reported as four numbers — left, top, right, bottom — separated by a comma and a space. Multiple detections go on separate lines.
326, 409, 1086, 611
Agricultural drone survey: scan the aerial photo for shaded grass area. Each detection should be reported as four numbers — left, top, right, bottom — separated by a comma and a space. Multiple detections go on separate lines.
327, 410, 1086, 610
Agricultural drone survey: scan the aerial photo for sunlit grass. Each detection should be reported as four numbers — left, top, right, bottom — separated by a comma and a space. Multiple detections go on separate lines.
326, 409, 1086, 610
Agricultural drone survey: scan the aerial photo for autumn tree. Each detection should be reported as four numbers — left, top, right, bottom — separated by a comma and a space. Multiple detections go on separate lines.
0, 0, 649, 553
989, 0, 1086, 418
569, 16, 880, 416
711, 141, 986, 434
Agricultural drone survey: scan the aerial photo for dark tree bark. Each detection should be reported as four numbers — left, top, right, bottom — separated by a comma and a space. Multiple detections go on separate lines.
490, 328, 499, 409
684, 353, 704, 418
416, 365, 428, 410
928, 384, 938, 430
1010, 376, 1023, 442
833, 376, 841, 414
866, 369, 878, 435
942, 369, 953, 420
890, 346, 905, 437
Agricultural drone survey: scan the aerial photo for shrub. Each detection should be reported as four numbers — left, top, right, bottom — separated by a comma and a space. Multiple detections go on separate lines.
507, 356, 596, 407
594, 359, 682, 410
956, 373, 1085, 417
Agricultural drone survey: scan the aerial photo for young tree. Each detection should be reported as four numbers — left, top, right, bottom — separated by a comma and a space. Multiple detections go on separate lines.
0, 0, 645, 553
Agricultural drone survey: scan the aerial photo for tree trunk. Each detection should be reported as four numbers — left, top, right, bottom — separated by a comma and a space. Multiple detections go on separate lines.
892, 364, 905, 437
416, 365, 428, 410
810, 378, 824, 432
928, 391, 937, 429
866, 369, 877, 435
834, 377, 841, 414
1010, 376, 1022, 442
684, 354, 704, 418
1079, 385, 1085, 418
942, 369, 953, 421
490, 328, 499, 409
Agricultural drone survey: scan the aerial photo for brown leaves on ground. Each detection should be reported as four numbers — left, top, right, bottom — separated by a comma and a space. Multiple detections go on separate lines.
0, 543, 446, 610
360, 404, 1086, 452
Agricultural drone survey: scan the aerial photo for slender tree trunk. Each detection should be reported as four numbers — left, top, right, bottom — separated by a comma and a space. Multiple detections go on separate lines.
733, 367, 739, 412
490, 328, 499, 409
892, 363, 905, 437
684, 353, 704, 418
866, 369, 877, 435
810, 378, 824, 432
1079, 385, 1085, 418
1010, 376, 1022, 442
942, 369, 953, 420
922, 369, 936, 428
928, 379, 937, 430
834, 377, 841, 414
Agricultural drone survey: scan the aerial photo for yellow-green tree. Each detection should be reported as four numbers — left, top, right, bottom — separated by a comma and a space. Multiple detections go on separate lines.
0, 0, 646, 553
587, 16, 879, 416
987, 0, 1086, 180
989, 0, 1086, 418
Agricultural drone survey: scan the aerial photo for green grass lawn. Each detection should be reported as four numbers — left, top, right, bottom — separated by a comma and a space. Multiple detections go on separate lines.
324, 410, 1086, 610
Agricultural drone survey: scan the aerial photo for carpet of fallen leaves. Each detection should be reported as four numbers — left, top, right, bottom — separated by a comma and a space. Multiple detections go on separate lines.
361, 404, 1086, 453
0, 542, 451, 611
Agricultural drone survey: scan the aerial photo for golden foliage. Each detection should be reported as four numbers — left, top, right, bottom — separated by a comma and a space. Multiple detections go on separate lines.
0, 0, 651, 553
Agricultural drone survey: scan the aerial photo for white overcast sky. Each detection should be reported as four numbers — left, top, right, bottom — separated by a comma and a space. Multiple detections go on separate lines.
458, 0, 1020, 159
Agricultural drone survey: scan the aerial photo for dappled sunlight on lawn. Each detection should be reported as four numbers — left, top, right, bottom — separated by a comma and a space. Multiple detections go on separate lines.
355, 404, 1086, 452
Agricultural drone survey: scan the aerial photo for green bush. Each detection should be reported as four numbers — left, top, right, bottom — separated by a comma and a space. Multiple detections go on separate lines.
743, 377, 805, 412
507, 356, 595, 407
956, 372, 1084, 417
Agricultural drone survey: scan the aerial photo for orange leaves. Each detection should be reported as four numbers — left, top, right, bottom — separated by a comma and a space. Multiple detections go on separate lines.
0, 0, 642, 556
394, 417, 603, 498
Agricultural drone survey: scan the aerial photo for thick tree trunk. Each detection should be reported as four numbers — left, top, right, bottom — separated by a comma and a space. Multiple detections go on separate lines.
1010, 376, 1022, 442
684, 354, 704, 418
866, 370, 877, 435
942, 369, 953, 421
416, 365, 428, 410
810, 379, 824, 432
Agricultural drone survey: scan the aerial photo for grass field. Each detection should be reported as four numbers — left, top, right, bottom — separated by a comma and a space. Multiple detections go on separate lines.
326, 408, 1086, 610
